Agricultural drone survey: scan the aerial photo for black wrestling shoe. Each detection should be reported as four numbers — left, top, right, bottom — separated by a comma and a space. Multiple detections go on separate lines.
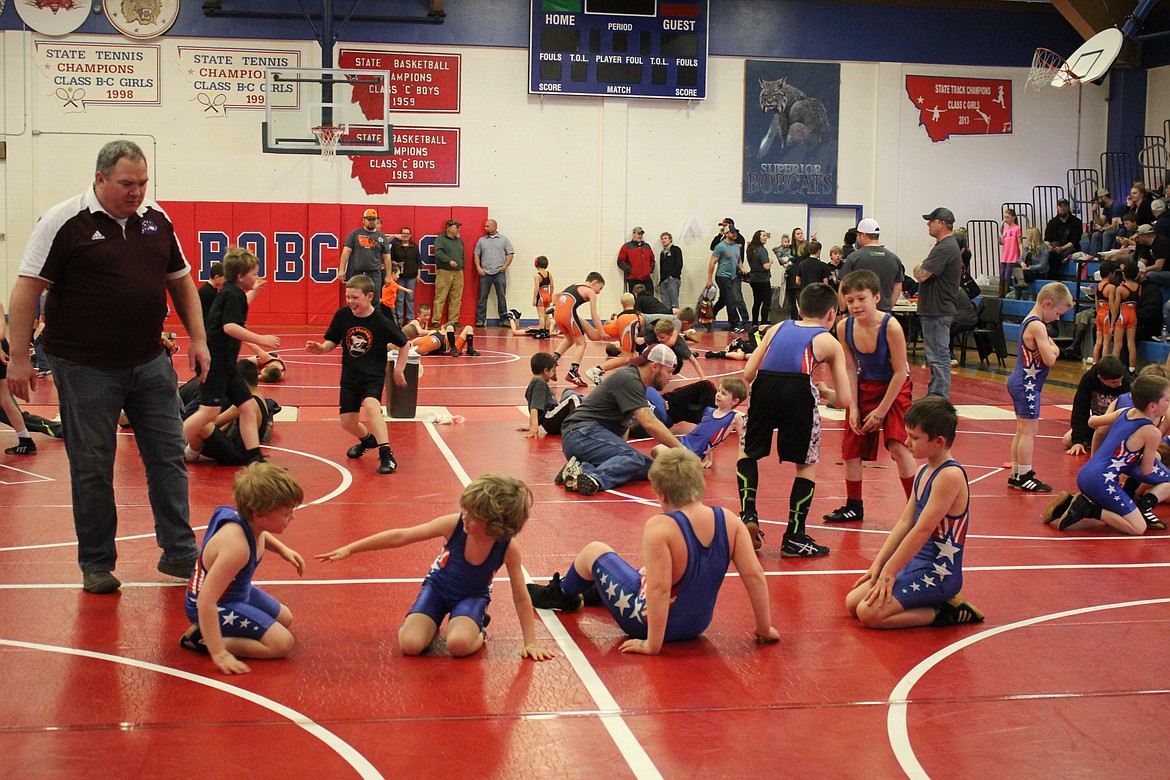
824, 504, 863, 523
377, 447, 397, 474
4, 438, 36, 455
1042, 491, 1073, 524
347, 433, 377, 459
1057, 493, 1100, 531
741, 511, 764, 551
179, 625, 210, 655
465, 345, 481, 356
1008, 470, 1053, 492
779, 533, 830, 558
932, 594, 986, 627
526, 573, 583, 612
1137, 493, 1165, 530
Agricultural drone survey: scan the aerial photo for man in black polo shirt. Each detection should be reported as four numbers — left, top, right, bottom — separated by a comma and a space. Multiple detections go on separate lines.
7, 139, 209, 594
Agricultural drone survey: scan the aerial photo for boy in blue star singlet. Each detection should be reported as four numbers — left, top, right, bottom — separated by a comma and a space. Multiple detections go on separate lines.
846, 396, 985, 629
316, 474, 555, 661
180, 463, 306, 674
1006, 281, 1073, 493
526, 448, 778, 653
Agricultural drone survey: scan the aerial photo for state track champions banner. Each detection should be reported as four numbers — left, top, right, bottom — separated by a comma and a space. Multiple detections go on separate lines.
905, 75, 1013, 142
160, 201, 488, 326
742, 60, 840, 205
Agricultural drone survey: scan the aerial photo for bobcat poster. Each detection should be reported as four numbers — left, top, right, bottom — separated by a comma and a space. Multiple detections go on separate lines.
743, 60, 840, 205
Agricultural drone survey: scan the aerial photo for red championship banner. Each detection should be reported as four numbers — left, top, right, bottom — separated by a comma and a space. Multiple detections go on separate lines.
905, 75, 1012, 143
344, 126, 461, 192
160, 201, 487, 326
337, 49, 461, 114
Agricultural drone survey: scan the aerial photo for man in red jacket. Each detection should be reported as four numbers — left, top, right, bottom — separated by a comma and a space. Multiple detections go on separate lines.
618, 226, 656, 295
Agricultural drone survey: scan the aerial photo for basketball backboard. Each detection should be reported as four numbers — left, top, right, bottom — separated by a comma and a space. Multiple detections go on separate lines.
262, 67, 392, 155
1054, 28, 1124, 88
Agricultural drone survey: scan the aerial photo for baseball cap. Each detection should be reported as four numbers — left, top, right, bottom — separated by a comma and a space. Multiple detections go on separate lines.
1096, 187, 1110, 198
922, 207, 955, 225
632, 226, 645, 234
1134, 224, 1155, 236
445, 219, 461, 227
364, 209, 378, 218
857, 217, 880, 234
631, 343, 677, 369
720, 217, 735, 226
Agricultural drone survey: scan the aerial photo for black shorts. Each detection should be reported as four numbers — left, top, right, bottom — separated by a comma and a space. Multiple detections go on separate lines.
199, 428, 249, 466
742, 371, 820, 465
339, 377, 386, 414
198, 369, 252, 409
0, 339, 7, 379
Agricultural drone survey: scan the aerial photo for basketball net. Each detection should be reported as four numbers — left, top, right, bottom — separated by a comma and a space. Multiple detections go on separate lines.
1026, 48, 1078, 92
311, 125, 346, 161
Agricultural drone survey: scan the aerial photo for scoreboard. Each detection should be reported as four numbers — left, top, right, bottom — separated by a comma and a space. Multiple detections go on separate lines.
529, 0, 709, 100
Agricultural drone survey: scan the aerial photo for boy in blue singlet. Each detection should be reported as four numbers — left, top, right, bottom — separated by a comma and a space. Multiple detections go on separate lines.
1044, 374, 1170, 535
527, 448, 779, 653
180, 463, 305, 674
736, 283, 853, 557
846, 396, 985, 628
316, 474, 556, 661
817, 270, 916, 524
651, 376, 746, 468
1006, 282, 1073, 492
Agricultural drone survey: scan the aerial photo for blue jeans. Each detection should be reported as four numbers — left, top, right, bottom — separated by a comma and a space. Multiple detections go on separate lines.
396, 275, 417, 323
660, 278, 680, 310
714, 275, 748, 329
476, 271, 508, 323
919, 314, 954, 398
48, 351, 198, 573
347, 268, 383, 297
562, 425, 654, 491
1089, 229, 1118, 257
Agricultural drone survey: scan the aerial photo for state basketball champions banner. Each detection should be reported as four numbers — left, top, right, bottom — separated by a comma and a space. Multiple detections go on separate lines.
905, 75, 1013, 142
742, 60, 839, 205
160, 201, 487, 326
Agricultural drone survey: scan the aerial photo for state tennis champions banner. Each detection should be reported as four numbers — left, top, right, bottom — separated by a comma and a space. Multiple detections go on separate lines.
742, 60, 840, 205
160, 201, 488, 325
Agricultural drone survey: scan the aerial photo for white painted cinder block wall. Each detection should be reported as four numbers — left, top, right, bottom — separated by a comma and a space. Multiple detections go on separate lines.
0, 31, 1125, 317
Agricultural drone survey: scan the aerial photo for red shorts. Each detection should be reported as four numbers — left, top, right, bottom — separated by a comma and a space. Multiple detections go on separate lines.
535, 287, 552, 309
841, 378, 912, 461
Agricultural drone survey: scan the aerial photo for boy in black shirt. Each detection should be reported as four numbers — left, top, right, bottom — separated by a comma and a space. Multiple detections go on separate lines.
184, 247, 278, 464
307, 275, 409, 474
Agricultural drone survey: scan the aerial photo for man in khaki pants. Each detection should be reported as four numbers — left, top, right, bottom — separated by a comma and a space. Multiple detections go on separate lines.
433, 219, 466, 327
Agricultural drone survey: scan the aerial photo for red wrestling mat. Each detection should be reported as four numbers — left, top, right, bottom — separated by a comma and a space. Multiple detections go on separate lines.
3, 326, 1168, 778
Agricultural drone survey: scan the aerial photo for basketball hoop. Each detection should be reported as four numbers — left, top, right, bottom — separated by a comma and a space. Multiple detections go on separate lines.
1026, 48, 1078, 91
311, 125, 347, 161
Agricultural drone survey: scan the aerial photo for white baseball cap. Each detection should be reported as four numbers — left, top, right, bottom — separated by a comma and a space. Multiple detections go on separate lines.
632, 343, 677, 369
857, 217, 880, 234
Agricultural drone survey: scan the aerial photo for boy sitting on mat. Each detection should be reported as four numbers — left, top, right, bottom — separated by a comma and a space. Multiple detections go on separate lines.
845, 396, 986, 629
527, 448, 779, 654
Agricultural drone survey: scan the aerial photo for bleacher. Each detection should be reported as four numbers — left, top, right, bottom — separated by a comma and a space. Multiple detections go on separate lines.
964, 123, 1169, 368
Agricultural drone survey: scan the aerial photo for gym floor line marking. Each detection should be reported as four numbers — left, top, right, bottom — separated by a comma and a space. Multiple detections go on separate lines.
7, 561, 1170, 591
0, 639, 384, 780
0, 444, 351, 554
884, 598, 1170, 779
423, 420, 663, 780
